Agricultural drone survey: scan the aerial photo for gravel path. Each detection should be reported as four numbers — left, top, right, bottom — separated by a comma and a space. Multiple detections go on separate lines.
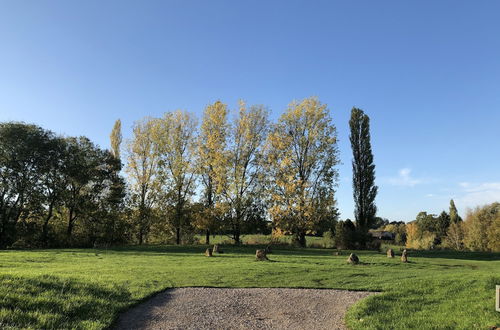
115, 288, 375, 330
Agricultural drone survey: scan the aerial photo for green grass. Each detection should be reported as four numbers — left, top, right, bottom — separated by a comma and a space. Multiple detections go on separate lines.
0, 245, 499, 329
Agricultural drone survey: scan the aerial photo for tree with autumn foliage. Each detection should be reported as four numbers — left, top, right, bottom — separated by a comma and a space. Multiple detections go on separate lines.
126, 118, 160, 245
265, 97, 340, 247
220, 101, 269, 244
194, 101, 229, 244
153, 110, 197, 245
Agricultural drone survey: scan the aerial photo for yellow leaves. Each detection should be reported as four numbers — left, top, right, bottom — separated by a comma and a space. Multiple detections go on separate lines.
265, 97, 339, 234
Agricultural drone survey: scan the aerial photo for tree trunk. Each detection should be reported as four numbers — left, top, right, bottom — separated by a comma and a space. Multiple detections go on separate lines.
205, 229, 210, 245
138, 229, 143, 245
42, 200, 55, 245
297, 231, 306, 247
234, 230, 240, 245
67, 208, 75, 239
176, 227, 181, 245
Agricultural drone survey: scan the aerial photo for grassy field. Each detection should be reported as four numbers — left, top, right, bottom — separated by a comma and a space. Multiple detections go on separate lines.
0, 245, 499, 329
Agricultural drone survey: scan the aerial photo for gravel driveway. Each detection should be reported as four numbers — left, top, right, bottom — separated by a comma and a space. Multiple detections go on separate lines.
115, 288, 375, 330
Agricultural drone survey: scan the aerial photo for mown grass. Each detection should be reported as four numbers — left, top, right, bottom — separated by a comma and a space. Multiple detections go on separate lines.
0, 245, 498, 329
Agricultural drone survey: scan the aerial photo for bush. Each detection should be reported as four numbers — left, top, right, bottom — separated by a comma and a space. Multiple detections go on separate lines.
406, 222, 436, 250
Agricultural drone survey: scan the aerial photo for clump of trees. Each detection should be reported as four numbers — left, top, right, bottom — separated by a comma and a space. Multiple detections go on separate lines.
404, 200, 499, 252
0, 122, 125, 248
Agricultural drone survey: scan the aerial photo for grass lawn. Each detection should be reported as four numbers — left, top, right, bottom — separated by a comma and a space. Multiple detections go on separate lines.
0, 245, 499, 329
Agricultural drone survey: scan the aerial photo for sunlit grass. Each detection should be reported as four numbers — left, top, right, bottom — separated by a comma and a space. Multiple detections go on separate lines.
0, 245, 498, 329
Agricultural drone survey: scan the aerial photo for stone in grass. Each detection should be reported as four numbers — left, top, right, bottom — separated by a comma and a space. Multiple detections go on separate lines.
213, 244, 223, 254
347, 253, 359, 264
256, 249, 268, 261
401, 249, 408, 263
205, 248, 213, 257
387, 248, 395, 258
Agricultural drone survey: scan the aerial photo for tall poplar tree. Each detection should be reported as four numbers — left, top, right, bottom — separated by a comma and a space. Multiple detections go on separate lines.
110, 119, 122, 160
349, 107, 378, 240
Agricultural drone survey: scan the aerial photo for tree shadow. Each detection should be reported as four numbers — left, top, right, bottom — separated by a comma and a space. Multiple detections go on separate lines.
0, 274, 131, 329
403, 249, 500, 261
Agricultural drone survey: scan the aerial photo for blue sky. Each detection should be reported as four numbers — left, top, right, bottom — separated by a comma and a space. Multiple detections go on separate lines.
1, 1, 499, 221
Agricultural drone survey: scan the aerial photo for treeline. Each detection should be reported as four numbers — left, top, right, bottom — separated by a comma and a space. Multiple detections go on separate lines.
372, 200, 499, 252
3, 97, 497, 252
2, 97, 357, 248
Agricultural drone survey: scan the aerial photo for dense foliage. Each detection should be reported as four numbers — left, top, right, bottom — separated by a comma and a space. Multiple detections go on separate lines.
349, 108, 378, 246
402, 201, 500, 252
0, 122, 125, 248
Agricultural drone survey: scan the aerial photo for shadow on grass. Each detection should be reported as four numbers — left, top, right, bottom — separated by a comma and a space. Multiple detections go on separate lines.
0, 274, 131, 329
90, 244, 351, 257
405, 249, 500, 261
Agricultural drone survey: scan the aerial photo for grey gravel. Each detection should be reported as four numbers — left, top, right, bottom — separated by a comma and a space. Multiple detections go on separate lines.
115, 288, 375, 330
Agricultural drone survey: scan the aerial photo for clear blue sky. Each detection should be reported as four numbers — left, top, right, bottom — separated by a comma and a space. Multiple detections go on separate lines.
1, 1, 499, 221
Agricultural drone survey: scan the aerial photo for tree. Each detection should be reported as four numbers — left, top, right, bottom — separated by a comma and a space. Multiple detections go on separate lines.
435, 211, 450, 241
266, 97, 339, 247
449, 199, 462, 224
39, 136, 67, 245
110, 119, 122, 160
443, 221, 464, 250
154, 110, 197, 245
221, 101, 269, 244
333, 220, 355, 249
0, 122, 54, 248
463, 202, 500, 252
126, 118, 160, 244
196, 101, 229, 244
61, 137, 116, 243
349, 108, 378, 244
405, 221, 435, 250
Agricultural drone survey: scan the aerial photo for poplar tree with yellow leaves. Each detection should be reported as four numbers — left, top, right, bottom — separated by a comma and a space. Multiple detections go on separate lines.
195, 101, 229, 244
265, 97, 339, 247
220, 101, 269, 244
110, 119, 122, 160
154, 110, 197, 245
126, 118, 160, 244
